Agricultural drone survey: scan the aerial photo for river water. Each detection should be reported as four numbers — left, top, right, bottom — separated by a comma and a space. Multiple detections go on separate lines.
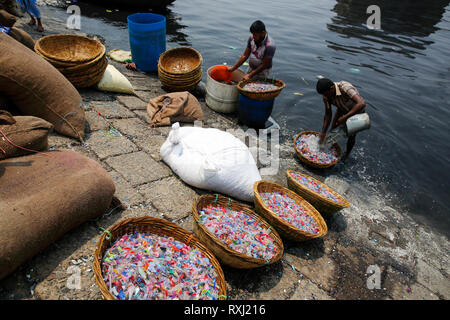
42, 0, 450, 237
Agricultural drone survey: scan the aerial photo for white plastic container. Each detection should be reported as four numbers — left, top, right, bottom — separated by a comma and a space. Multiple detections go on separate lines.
205, 66, 245, 113
346, 113, 370, 136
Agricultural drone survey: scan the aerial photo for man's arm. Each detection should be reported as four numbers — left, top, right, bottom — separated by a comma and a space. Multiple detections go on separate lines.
319, 98, 332, 144
228, 47, 251, 73
244, 56, 272, 80
336, 94, 366, 126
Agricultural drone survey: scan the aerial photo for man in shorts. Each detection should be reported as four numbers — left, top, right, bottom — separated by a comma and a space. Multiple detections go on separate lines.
17, 0, 44, 32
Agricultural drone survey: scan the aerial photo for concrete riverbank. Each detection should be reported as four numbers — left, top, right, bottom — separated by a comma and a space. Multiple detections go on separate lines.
0, 3, 448, 300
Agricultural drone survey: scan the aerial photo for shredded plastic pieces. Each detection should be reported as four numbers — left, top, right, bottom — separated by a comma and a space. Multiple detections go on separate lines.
243, 81, 278, 92
198, 204, 278, 261
289, 172, 345, 204
259, 191, 320, 234
101, 232, 220, 300
296, 133, 339, 165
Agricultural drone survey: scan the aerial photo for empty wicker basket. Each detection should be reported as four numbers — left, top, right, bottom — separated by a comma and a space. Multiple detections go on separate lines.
192, 194, 284, 269
293, 130, 342, 169
286, 170, 350, 215
34, 34, 107, 88
158, 46, 203, 92
253, 180, 328, 241
93, 217, 227, 300
237, 79, 285, 101
35, 34, 104, 63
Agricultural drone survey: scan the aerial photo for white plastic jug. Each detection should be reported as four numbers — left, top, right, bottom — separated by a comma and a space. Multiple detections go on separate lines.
346, 113, 370, 136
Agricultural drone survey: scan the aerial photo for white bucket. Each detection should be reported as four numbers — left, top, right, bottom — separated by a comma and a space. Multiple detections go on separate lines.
346, 113, 370, 136
205, 66, 245, 113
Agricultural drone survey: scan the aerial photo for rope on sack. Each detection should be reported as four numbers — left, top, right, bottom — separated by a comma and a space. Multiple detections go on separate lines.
0, 128, 52, 158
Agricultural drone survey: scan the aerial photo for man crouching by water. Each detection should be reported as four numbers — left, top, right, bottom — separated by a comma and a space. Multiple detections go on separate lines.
227, 20, 276, 81
316, 78, 366, 160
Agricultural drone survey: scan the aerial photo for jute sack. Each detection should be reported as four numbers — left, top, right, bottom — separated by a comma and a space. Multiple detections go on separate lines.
0, 0, 22, 17
8, 27, 34, 50
0, 150, 116, 280
0, 9, 16, 27
147, 91, 204, 127
0, 111, 53, 160
0, 33, 85, 140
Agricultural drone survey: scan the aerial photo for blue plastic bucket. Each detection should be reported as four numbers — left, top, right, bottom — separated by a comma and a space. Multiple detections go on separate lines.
127, 13, 166, 72
237, 94, 275, 129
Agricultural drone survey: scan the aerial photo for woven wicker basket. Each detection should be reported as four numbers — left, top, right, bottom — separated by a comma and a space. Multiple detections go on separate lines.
158, 46, 202, 75
237, 79, 285, 101
286, 170, 350, 215
253, 181, 328, 241
34, 34, 105, 63
192, 194, 284, 269
35, 47, 80, 68
293, 131, 342, 169
158, 66, 202, 81
93, 217, 227, 300
65, 56, 108, 88
159, 69, 203, 92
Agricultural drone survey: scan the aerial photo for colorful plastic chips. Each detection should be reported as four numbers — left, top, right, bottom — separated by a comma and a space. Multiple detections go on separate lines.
101, 232, 220, 300
243, 81, 278, 92
289, 171, 345, 204
259, 191, 320, 234
198, 204, 278, 261
296, 133, 339, 165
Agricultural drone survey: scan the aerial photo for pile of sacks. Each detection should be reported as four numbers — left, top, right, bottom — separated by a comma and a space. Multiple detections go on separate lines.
0, 9, 35, 50
0, 19, 116, 280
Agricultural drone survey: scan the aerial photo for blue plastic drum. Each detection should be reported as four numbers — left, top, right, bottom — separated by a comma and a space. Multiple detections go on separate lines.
127, 13, 166, 72
237, 94, 275, 129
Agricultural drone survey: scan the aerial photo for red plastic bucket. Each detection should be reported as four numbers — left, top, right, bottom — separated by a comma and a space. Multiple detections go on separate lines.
210, 65, 232, 83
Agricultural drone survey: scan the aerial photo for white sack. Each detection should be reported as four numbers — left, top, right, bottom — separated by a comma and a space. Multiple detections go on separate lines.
160, 123, 261, 202
96, 64, 135, 95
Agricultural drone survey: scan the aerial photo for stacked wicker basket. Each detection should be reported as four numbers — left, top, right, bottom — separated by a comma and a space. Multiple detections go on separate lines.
158, 46, 203, 92
34, 34, 108, 89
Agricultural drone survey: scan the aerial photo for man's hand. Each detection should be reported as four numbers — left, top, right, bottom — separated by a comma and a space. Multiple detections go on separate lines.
243, 74, 251, 81
336, 115, 348, 127
227, 66, 235, 73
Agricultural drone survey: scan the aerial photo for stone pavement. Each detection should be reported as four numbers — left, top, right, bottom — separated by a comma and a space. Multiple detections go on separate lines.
0, 5, 448, 300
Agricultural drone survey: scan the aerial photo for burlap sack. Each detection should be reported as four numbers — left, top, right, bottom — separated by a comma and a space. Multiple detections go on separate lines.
8, 27, 34, 50
0, 113, 53, 160
0, 9, 16, 27
0, 33, 85, 140
147, 91, 204, 127
0, 150, 116, 280
0, 0, 22, 17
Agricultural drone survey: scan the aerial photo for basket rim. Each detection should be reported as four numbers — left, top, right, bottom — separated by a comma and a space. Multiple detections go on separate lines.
158, 46, 203, 74
93, 216, 227, 300
35, 34, 105, 63
192, 194, 284, 266
237, 78, 285, 94
286, 170, 350, 209
253, 180, 328, 239
293, 130, 342, 168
